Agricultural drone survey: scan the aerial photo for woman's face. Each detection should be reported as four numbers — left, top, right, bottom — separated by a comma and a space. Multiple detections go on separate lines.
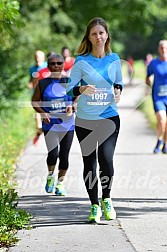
48, 57, 64, 72
89, 25, 108, 49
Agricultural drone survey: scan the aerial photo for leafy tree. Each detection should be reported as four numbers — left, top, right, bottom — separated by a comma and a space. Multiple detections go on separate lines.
0, 0, 21, 47
63, 0, 167, 58
1, 0, 167, 108
0, 0, 24, 111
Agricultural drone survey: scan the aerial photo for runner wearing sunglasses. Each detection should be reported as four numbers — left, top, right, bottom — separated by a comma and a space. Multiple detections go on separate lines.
32, 54, 76, 196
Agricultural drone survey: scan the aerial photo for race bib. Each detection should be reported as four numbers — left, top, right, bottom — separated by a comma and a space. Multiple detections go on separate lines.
158, 85, 167, 96
86, 88, 113, 105
50, 99, 67, 113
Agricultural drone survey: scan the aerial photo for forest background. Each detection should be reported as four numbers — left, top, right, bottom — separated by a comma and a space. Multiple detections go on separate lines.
1, 0, 167, 105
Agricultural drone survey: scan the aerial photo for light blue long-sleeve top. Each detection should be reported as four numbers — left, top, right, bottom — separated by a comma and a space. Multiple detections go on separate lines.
66, 52, 123, 120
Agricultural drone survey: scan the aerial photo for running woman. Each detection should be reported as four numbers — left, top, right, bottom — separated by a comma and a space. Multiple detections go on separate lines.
32, 54, 75, 195
66, 17, 123, 223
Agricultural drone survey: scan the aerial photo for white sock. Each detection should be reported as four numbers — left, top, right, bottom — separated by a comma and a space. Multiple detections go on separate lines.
57, 180, 63, 185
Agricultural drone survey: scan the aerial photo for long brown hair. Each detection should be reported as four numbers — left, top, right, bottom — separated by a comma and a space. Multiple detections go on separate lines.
75, 17, 111, 56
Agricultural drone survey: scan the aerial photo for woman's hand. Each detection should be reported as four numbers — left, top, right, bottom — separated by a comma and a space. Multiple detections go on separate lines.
79, 85, 96, 96
66, 106, 73, 116
72, 101, 78, 112
43, 113, 50, 124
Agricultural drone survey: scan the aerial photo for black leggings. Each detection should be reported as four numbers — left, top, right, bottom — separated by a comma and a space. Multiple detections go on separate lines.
43, 130, 74, 170
75, 116, 120, 205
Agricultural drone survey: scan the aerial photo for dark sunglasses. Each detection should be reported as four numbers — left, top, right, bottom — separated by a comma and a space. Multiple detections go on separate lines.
49, 61, 63, 66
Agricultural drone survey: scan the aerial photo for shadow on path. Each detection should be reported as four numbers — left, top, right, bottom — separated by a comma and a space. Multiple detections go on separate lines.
18, 196, 167, 227
114, 197, 167, 219
18, 196, 90, 227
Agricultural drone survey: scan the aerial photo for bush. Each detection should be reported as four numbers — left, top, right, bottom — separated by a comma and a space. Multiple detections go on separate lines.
0, 189, 31, 247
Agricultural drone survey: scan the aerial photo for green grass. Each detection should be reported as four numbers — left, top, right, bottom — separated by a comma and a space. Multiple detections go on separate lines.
0, 92, 35, 248
122, 59, 147, 85
139, 95, 156, 130
122, 58, 156, 130
133, 60, 156, 130
0, 106, 35, 189
133, 59, 147, 80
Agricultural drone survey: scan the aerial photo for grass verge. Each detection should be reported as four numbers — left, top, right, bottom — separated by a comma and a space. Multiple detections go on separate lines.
0, 94, 34, 248
139, 95, 156, 130
133, 60, 156, 130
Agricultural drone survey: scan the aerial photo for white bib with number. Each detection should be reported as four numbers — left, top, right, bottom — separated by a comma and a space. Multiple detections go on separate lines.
158, 84, 167, 96
86, 88, 113, 105
50, 99, 66, 113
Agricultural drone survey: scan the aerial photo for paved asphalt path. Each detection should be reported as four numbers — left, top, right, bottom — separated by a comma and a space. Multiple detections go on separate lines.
9, 81, 167, 252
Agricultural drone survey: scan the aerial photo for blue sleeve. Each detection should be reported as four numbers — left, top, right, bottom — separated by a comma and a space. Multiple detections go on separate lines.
108, 54, 124, 88
115, 57, 124, 88
66, 57, 82, 96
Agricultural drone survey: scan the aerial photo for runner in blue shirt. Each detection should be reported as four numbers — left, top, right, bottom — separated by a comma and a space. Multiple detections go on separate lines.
32, 54, 76, 196
146, 40, 167, 154
66, 17, 123, 223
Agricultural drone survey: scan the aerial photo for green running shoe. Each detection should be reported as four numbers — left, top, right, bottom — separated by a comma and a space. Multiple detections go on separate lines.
45, 175, 54, 193
101, 198, 116, 220
88, 204, 102, 224
55, 183, 67, 196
